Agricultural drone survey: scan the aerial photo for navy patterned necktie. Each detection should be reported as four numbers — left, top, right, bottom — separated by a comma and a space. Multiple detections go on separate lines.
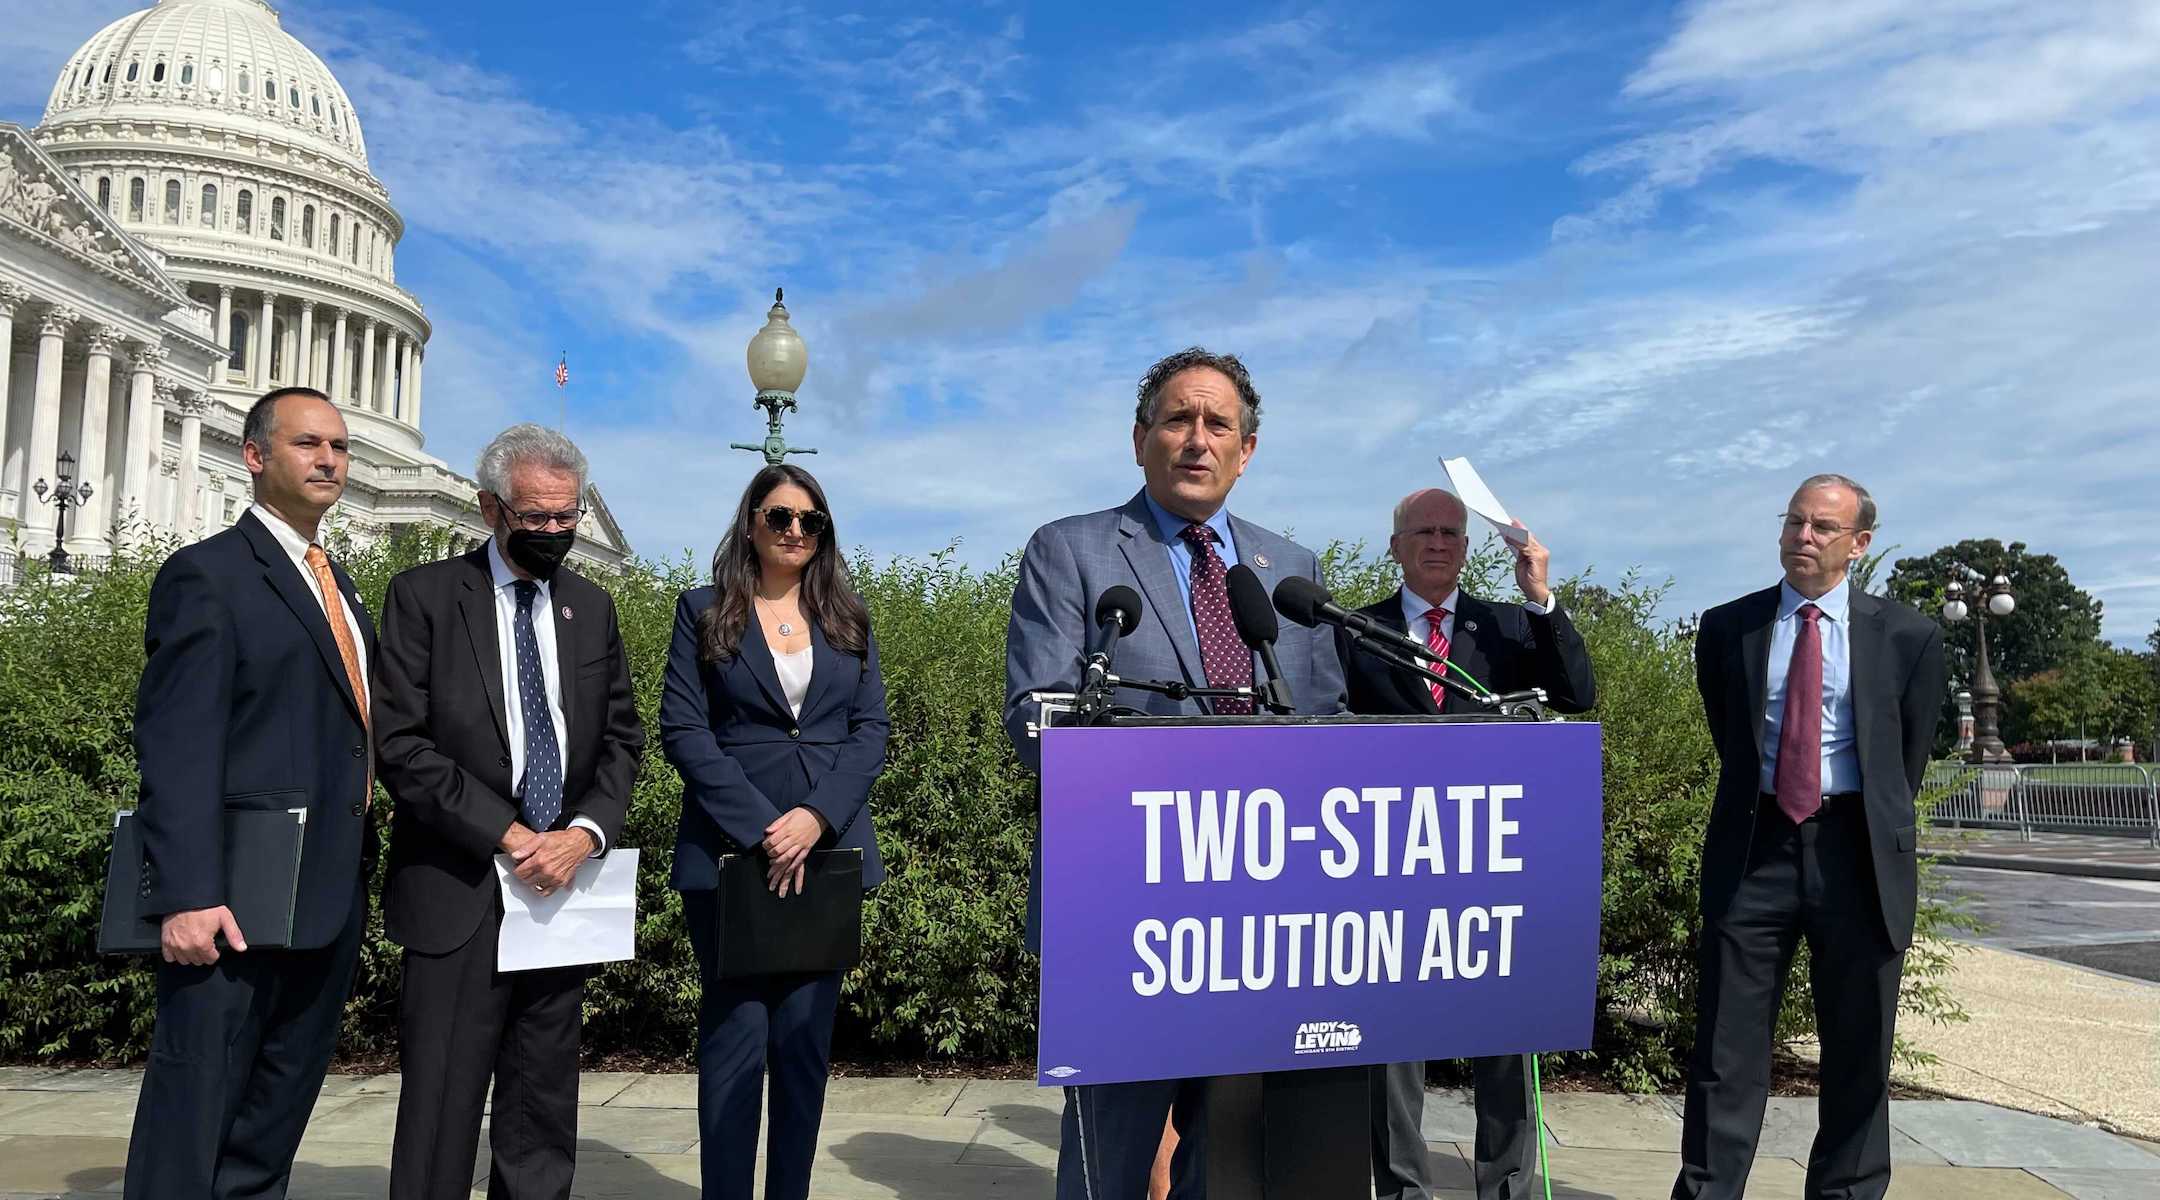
1180, 523, 1254, 716
512, 580, 563, 832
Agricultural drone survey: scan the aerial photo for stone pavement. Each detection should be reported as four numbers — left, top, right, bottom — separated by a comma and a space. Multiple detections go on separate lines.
1925, 830, 2160, 881
3, 1067, 2156, 1199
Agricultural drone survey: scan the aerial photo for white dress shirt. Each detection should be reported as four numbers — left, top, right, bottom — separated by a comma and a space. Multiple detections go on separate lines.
487, 539, 605, 854
1759, 578, 1861, 797
1397, 585, 1557, 648
247, 503, 369, 709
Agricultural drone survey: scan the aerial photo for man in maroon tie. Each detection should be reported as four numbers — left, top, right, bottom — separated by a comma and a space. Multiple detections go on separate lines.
1335, 487, 1597, 1200
1674, 474, 1946, 1200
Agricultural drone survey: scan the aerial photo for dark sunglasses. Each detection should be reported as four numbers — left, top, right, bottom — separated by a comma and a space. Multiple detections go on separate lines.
753, 505, 829, 537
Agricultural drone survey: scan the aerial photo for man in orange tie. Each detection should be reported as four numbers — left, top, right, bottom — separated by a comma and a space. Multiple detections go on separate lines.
124, 387, 377, 1200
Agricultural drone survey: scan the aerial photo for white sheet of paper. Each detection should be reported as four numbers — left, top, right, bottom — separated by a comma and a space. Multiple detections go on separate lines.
494, 848, 639, 973
1440, 456, 1531, 547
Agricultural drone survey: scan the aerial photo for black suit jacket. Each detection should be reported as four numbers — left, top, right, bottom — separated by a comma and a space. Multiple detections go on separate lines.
132, 511, 378, 949
1337, 590, 1598, 718
659, 586, 889, 894
1694, 585, 1946, 950
374, 548, 645, 955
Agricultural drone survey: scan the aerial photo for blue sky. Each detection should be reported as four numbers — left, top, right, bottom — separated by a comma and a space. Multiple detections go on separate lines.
10, 1, 2160, 644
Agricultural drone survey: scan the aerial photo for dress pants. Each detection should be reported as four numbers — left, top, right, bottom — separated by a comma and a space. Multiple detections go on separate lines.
122, 884, 365, 1200
1674, 799, 1905, 1200
1371, 1056, 1538, 1200
389, 904, 586, 1200
1056, 1078, 1206, 1200
683, 888, 846, 1200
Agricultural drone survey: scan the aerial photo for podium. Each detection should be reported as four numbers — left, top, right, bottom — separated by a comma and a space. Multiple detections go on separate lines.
1035, 712, 1603, 1198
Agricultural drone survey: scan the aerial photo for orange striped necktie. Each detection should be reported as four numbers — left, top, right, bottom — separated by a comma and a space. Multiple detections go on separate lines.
304, 544, 371, 807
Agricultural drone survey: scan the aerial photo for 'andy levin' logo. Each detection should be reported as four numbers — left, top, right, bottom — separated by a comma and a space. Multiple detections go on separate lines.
1292, 1020, 1363, 1055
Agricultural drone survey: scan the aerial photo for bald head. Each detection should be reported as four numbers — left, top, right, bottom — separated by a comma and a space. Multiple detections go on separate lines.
1390, 488, 1471, 604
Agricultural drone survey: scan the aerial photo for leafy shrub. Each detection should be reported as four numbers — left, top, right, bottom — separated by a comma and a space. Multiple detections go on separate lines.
0, 528, 1963, 1086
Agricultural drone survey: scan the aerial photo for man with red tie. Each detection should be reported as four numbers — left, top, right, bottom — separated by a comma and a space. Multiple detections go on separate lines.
1673, 474, 1945, 1200
1336, 486, 1596, 1200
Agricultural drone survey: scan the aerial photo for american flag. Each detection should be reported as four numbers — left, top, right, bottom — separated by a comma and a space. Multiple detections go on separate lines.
554, 353, 569, 389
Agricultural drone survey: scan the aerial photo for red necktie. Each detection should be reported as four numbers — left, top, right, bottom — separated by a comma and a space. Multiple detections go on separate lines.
1774, 604, 1823, 824
1423, 608, 1451, 707
1180, 524, 1254, 716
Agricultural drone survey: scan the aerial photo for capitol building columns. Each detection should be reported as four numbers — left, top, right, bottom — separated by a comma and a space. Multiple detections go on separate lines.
0, 283, 23, 511
120, 343, 166, 541
67, 323, 118, 557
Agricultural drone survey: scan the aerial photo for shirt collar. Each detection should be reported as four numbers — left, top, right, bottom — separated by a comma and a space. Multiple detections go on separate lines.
1142, 489, 1235, 550
1779, 576, 1850, 624
487, 536, 550, 599
248, 502, 314, 562
1400, 585, 1462, 626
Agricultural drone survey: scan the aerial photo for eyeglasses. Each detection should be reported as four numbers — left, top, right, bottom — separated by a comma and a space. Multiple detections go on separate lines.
1779, 513, 1858, 539
500, 503, 584, 532
754, 505, 829, 537
1398, 525, 1468, 542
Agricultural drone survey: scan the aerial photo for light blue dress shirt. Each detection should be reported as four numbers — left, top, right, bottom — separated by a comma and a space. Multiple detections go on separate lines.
1759, 578, 1861, 797
1141, 491, 1240, 647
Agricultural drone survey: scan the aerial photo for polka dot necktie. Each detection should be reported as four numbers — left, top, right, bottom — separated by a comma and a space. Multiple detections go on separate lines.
1179, 523, 1254, 716
512, 580, 563, 832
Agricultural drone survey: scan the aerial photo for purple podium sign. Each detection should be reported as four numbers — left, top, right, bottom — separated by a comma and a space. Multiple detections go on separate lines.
1037, 719, 1603, 1088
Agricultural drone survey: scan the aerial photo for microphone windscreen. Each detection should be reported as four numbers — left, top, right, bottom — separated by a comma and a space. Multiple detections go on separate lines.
1272, 575, 1332, 627
1095, 585, 1143, 637
1224, 564, 1279, 644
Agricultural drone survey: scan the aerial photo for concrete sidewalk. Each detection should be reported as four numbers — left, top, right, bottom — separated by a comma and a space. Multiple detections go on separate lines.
1926, 830, 2160, 881
3, 1067, 2155, 1199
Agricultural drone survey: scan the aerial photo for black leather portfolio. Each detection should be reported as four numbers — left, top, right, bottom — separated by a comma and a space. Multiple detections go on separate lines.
712, 848, 864, 979
97, 807, 308, 955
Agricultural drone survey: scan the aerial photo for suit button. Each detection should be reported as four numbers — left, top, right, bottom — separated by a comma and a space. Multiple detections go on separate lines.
351, 745, 364, 758
350, 802, 364, 817
788, 728, 800, 739
499, 755, 512, 768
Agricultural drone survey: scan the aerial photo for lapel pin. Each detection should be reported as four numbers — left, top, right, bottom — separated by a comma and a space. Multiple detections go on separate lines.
561, 605, 574, 621
1463, 619, 1478, 633
1252, 553, 1270, 569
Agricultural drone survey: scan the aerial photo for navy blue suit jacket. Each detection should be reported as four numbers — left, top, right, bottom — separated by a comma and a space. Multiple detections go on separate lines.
660, 586, 889, 892
132, 510, 377, 949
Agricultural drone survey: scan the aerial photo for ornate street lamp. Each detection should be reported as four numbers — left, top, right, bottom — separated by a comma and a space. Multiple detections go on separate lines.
1941, 571, 2016, 763
31, 451, 94, 575
730, 289, 817, 467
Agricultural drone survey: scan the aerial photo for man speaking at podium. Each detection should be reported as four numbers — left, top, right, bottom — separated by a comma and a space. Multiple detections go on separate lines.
1004, 347, 1346, 1199
1340, 487, 1596, 1200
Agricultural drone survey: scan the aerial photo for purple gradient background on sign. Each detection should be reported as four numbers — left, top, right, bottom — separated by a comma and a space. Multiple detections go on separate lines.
1037, 721, 1604, 1087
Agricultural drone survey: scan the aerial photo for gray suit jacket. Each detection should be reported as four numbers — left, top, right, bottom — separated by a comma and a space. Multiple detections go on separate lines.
1003, 488, 1348, 950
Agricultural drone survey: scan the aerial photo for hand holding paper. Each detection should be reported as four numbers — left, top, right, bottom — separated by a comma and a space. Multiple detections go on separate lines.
1439, 457, 1530, 548
494, 848, 639, 973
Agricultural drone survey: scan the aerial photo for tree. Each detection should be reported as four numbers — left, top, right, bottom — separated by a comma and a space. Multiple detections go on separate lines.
2006, 645, 2158, 758
1885, 540, 2105, 752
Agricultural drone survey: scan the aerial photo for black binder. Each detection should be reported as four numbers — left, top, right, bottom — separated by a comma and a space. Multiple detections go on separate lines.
711, 848, 863, 979
97, 808, 308, 955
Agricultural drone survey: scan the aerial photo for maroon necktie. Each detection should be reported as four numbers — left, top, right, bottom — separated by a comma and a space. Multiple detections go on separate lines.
1773, 604, 1823, 824
1180, 523, 1254, 716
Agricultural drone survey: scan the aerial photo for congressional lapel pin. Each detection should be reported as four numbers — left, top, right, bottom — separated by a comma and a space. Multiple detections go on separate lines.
1463, 619, 1478, 633
561, 605, 574, 621
1253, 552, 1270, 569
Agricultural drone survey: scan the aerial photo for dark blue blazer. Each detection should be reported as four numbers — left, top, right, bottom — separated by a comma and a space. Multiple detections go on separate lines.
660, 586, 888, 892
132, 510, 377, 949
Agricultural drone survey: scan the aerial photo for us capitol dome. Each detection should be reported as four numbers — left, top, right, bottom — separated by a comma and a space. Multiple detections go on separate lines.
0, 0, 627, 569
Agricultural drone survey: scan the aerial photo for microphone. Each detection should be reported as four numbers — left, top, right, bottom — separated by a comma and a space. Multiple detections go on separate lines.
1272, 576, 1493, 708
1225, 564, 1294, 715
1084, 585, 1143, 693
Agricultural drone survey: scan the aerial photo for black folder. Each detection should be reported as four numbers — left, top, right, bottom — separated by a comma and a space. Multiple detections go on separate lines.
97, 808, 308, 955
711, 848, 864, 979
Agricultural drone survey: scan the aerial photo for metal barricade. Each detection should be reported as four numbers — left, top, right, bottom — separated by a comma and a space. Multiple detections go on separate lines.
1926, 761, 2160, 845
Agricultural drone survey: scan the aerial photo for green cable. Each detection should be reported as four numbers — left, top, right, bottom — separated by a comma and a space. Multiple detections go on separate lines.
1440, 658, 1497, 699
1532, 1053, 1553, 1200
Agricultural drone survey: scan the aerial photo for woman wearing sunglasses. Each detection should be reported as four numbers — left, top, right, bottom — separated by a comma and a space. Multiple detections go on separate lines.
658, 464, 888, 1200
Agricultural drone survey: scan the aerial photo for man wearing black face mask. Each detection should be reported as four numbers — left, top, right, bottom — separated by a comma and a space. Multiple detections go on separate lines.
375, 423, 645, 1200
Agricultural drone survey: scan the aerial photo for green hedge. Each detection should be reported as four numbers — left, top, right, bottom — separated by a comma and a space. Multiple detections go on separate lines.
0, 530, 1963, 1085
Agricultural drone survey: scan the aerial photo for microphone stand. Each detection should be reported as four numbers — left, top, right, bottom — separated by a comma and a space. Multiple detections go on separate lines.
1343, 631, 1525, 712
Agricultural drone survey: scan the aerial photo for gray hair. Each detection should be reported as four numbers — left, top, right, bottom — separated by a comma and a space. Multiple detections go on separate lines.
476, 423, 589, 499
1134, 347, 1262, 436
1794, 473, 1877, 531
1391, 487, 1465, 534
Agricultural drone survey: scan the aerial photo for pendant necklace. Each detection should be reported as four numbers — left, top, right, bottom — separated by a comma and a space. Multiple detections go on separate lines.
758, 595, 797, 638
